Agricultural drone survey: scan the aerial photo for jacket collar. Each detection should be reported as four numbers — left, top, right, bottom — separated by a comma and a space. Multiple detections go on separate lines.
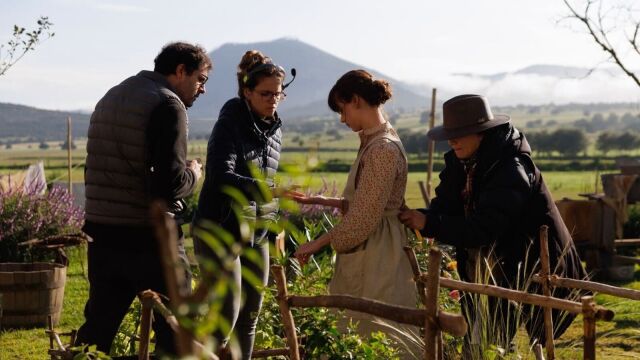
137, 70, 176, 92
240, 98, 282, 141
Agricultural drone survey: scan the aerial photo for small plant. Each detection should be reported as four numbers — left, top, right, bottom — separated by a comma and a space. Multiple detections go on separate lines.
0, 184, 84, 262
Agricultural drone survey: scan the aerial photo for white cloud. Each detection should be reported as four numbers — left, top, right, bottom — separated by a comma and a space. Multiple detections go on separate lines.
418, 71, 640, 106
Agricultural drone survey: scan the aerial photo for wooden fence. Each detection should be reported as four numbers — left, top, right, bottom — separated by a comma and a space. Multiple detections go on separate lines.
45, 205, 640, 360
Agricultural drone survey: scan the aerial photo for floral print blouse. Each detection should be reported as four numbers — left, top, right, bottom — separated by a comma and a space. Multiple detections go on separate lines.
326, 122, 408, 253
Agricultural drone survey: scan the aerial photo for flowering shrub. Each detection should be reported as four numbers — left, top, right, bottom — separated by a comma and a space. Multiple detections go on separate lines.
0, 185, 84, 262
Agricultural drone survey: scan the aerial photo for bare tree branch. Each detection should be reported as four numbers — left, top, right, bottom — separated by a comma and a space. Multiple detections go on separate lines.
563, 0, 640, 87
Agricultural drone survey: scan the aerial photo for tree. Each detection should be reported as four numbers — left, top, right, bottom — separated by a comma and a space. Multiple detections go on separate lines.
60, 140, 76, 150
552, 128, 589, 156
419, 111, 429, 124
596, 131, 617, 154
563, 0, 640, 87
0, 16, 54, 76
596, 131, 640, 153
529, 128, 589, 156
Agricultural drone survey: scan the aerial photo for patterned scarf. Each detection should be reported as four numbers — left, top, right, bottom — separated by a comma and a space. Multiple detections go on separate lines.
460, 156, 478, 218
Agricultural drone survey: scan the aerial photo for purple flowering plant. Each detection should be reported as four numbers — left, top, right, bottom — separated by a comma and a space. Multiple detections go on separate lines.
0, 184, 84, 262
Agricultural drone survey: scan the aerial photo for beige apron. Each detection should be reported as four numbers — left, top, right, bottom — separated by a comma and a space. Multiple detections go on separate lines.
328, 132, 419, 358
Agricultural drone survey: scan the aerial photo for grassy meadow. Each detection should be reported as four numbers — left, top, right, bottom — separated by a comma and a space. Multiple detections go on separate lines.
0, 138, 613, 209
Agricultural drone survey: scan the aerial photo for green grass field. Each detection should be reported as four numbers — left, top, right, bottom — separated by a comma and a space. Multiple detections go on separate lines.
0, 141, 610, 209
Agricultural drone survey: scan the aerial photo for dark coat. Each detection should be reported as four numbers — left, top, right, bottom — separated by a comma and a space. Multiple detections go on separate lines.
421, 123, 588, 344
194, 97, 282, 243
85, 70, 196, 226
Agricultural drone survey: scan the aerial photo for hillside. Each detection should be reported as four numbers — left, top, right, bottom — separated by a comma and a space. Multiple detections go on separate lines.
188, 38, 427, 120
0, 102, 89, 141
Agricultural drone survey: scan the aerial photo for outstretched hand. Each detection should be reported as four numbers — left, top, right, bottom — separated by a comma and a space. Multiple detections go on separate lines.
272, 185, 302, 198
294, 239, 324, 266
398, 209, 427, 231
289, 192, 324, 205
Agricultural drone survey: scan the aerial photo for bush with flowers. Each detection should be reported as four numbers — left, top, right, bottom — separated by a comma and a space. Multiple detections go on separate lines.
0, 184, 84, 263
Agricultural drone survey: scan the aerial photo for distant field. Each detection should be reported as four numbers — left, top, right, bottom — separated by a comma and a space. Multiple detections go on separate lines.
0, 139, 618, 209
276, 171, 603, 209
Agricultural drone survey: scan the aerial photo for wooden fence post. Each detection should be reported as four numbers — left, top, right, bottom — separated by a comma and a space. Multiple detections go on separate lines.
66, 116, 72, 195
150, 202, 194, 357
582, 296, 596, 360
426, 88, 437, 204
424, 248, 442, 360
271, 265, 300, 360
403, 246, 427, 305
539, 225, 556, 359
138, 291, 156, 360
403, 246, 443, 359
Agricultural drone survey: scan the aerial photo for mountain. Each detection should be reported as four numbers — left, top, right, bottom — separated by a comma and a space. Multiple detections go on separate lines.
0, 102, 90, 141
189, 38, 427, 120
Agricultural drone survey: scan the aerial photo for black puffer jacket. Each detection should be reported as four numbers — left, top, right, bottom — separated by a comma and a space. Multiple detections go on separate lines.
421, 123, 588, 342
195, 98, 282, 242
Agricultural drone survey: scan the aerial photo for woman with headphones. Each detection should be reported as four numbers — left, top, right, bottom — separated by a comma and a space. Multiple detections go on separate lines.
193, 50, 294, 359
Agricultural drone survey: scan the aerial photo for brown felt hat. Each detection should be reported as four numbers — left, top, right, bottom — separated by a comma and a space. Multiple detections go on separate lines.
427, 94, 510, 141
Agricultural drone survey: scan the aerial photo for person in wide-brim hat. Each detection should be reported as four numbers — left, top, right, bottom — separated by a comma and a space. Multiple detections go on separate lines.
427, 94, 510, 141
399, 94, 588, 355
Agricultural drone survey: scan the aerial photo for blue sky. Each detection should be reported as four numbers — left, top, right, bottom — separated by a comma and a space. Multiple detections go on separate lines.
0, 0, 638, 110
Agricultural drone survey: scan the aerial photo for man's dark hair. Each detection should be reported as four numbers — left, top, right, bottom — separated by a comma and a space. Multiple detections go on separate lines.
154, 42, 212, 76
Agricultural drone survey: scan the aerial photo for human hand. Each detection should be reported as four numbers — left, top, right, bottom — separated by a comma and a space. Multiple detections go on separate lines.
187, 159, 203, 181
289, 192, 324, 205
294, 239, 323, 266
398, 209, 426, 230
272, 184, 302, 198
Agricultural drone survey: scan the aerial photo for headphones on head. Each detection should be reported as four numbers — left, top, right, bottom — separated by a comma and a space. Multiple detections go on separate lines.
243, 63, 297, 89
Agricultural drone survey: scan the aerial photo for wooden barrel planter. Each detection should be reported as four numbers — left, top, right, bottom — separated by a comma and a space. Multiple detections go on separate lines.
0, 262, 66, 328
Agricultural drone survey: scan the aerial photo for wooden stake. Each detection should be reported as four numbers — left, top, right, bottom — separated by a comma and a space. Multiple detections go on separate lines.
539, 225, 556, 359
613, 239, 640, 247
252, 348, 291, 358
47, 315, 54, 350
532, 274, 640, 301
288, 294, 466, 336
437, 332, 444, 360
150, 201, 193, 357
435, 276, 614, 320
138, 291, 156, 360
582, 296, 596, 360
426, 88, 437, 201
424, 248, 443, 360
67, 116, 72, 195
149, 297, 219, 360
271, 265, 301, 360
403, 246, 427, 305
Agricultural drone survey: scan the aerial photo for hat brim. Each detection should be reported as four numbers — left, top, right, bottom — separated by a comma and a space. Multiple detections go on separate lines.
427, 114, 510, 141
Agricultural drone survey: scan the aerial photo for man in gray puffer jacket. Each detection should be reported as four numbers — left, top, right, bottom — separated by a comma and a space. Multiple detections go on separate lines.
76, 42, 211, 357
